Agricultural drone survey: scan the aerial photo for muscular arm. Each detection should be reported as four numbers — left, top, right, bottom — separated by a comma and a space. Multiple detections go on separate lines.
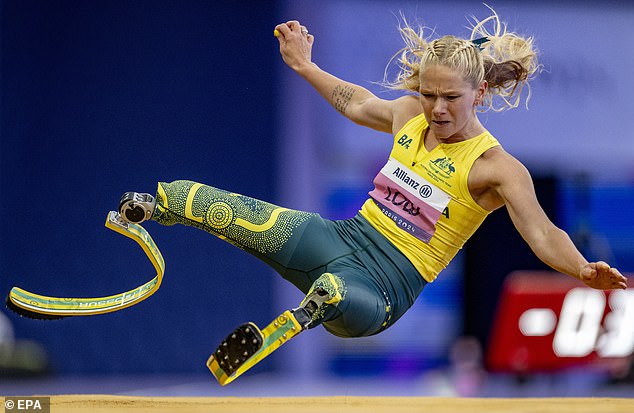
486, 151, 627, 290
297, 61, 395, 132
275, 21, 417, 134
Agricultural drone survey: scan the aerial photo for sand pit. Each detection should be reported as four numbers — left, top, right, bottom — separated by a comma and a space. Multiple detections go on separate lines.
2, 395, 633, 413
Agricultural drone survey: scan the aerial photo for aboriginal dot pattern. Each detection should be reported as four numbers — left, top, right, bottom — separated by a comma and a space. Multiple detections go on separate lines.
153, 180, 314, 254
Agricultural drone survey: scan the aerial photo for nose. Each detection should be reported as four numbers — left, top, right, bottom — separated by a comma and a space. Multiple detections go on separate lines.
432, 98, 447, 116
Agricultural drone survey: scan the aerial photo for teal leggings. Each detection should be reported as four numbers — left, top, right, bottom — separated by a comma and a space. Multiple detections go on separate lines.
153, 180, 426, 338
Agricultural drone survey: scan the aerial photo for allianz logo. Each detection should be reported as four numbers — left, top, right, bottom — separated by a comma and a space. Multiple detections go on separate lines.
392, 167, 433, 198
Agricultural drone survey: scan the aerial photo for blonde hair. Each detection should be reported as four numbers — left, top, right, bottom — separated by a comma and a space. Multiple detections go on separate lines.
387, 7, 540, 111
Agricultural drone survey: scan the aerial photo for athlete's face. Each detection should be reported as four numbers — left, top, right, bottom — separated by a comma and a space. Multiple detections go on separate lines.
419, 65, 486, 142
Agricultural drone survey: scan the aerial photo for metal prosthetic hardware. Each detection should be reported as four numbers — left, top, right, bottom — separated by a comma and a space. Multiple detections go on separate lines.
119, 192, 156, 224
294, 286, 335, 329
207, 287, 335, 385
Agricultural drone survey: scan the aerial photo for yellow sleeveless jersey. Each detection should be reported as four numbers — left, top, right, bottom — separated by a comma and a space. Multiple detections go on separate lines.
360, 113, 500, 282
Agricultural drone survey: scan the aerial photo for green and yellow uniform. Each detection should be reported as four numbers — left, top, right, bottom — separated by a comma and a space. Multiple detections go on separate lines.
152, 113, 500, 338
360, 113, 500, 282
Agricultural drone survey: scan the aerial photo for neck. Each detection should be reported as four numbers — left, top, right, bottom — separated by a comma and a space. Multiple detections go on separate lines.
426, 117, 486, 149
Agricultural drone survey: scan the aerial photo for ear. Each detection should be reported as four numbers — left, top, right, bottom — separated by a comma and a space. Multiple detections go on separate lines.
474, 80, 488, 105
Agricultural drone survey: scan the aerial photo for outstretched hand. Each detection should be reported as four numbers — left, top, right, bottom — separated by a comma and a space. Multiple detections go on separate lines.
580, 261, 628, 290
274, 20, 314, 72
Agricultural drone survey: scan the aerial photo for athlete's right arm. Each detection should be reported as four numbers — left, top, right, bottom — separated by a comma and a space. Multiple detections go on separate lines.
275, 21, 406, 134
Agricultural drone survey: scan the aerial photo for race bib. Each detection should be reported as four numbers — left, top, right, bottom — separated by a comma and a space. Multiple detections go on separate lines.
369, 158, 451, 242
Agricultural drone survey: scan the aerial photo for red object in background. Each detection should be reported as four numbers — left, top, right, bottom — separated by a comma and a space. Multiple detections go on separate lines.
487, 271, 634, 373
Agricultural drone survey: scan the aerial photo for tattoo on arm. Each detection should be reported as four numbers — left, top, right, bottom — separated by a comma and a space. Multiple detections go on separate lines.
331, 85, 356, 115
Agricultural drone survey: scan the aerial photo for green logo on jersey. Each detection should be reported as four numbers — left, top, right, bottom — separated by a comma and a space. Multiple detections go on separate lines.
429, 157, 456, 178
397, 134, 412, 149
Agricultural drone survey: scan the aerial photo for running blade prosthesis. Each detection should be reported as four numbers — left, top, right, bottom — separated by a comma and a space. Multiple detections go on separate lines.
6, 211, 164, 319
207, 287, 335, 385
207, 310, 306, 385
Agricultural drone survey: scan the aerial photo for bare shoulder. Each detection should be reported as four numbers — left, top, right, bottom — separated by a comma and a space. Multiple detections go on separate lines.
390, 95, 423, 135
469, 146, 533, 210
477, 146, 531, 185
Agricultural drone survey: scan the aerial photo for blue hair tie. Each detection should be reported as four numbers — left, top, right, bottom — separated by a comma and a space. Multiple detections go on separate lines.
472, 37, 490, 51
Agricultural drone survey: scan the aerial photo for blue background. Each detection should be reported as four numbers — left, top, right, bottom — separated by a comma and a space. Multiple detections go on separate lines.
1, 0, 280, 374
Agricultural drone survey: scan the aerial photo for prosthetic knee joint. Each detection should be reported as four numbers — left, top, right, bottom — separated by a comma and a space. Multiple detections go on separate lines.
118, 192, 156, 224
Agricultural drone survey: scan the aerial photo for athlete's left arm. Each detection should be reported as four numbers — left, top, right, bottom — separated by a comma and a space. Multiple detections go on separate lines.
488, 152, 627, 290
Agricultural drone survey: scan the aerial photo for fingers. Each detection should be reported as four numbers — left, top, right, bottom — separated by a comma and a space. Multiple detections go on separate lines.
580, 264, 596, 281
287, 21, 309, 36
582, 261, 609, 278
286, 20, 301, 31
610, 266, 625, 279
274, 23, 290, 39
610, 267, 628, 289
584, 262, 629, 290
274, 21, 311, 39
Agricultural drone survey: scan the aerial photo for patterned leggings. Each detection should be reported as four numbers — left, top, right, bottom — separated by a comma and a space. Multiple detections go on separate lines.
152, 180, 425, 338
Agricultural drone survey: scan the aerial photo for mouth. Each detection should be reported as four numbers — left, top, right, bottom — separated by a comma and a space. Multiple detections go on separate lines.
432, 120, 450, 127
